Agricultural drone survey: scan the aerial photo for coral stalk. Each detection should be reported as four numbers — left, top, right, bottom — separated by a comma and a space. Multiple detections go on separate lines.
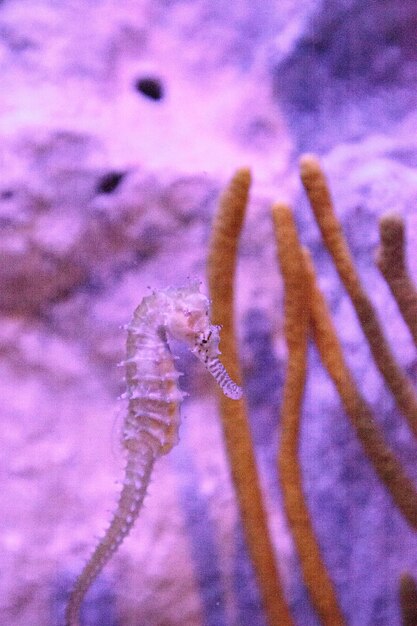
399, 573, 417, 626
208, 170, 294, 626
300, 154, 417, 440
303, 248, 417, 529
376, 212, 417, 349
272, 203, 346, 626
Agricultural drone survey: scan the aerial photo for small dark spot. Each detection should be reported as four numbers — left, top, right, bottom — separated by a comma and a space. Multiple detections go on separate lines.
0, 189, 14, 200
134, 77, 164, 101
96, 172, 125, 194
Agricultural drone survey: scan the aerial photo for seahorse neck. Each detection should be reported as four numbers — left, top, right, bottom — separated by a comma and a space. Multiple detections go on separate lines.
131, 291, 172, 334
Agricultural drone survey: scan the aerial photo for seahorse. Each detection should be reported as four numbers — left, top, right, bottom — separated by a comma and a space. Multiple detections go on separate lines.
65, 282, 242, 626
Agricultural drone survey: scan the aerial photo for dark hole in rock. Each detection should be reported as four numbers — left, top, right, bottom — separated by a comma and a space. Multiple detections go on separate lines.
97, 172, 125, 194
0, 189, 14, 200
134, 76, 164, 101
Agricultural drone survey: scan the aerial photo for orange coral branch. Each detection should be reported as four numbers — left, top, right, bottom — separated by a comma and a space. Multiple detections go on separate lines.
208, 170, 294, 626
399, 573, 417, 626
272, 203, 347, 626
300, 154, 417, 440
376, 212, 417, 349
303, 247, 417, 529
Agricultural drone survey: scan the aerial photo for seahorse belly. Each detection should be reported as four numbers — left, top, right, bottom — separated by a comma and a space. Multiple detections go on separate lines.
123, 322, 185, 455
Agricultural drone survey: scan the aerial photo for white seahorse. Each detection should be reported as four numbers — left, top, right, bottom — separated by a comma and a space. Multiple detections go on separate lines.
65, 282, 242, 626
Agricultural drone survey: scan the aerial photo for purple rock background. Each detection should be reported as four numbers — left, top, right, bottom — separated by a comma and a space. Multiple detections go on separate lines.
1, 1, 417, 625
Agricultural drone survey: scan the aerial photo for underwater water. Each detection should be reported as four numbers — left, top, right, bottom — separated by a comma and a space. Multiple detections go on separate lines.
1, 1, 417, 625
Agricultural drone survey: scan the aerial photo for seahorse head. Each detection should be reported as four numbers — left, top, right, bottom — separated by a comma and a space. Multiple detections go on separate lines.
166, 283, 218, 350
165, 283, 242, 400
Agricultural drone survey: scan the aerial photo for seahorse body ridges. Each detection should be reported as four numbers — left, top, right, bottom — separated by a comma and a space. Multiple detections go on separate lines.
65, 282, 242, 626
